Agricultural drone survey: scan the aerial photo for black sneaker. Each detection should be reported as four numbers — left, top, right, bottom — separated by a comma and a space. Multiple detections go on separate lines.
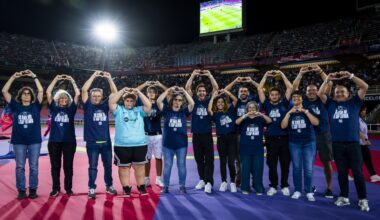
50, 190, 60, 197
17, 190, 26, 200
161, 186, 169, 194
179, 186, 187, 194
137, 185, 148, 196
324, 189, 334, 199
123, 186, 132, 197
29, 189, 38, 199
312, 186, 317, 193
106, 186, 117, 195
88, 188, 96, 199
66, 190, 74, 196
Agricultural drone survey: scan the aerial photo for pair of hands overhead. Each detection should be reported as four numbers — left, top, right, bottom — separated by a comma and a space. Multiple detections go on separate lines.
122, 87, 139, 95
93, 71, 112, 79
325, 71, 353, 81
54, 74, 75, 82
264, 70, 285, 77
212, 89, 228, 97
299, 65, 324, 75
235, 76, 255, 83
169, 86, 186, 94
144, 81, 162, 86
192, 69, 212, 76
13, 69, 36, 78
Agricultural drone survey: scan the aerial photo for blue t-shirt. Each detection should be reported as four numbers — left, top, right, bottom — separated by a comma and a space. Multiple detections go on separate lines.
212, 105, 236, 135
287, 110, 316, 144
325, 95, 363, 142
162, 104, 190, 149
263, 99, 289, 136
239, 116, 265, 156
303, 97, 329, 134
235, 96, 259, 117
83, 99, 110, 143
144, 102, 162, 133
49, 102, 77, 143
9, 98, 42, 145
113, 105, 146, 147
191, 96, 212, 134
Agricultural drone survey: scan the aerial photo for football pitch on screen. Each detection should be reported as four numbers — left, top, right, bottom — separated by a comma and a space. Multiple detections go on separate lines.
200, 5, 242, 34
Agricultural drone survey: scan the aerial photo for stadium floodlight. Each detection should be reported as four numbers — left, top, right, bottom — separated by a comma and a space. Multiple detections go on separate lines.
94, 21, 118, 43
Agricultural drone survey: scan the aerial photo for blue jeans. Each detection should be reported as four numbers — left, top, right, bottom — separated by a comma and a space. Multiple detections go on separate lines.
86, 141, 113, 189
289, 142, 316, 193
163, 147, 187, 187
240, 154, 265, 193
14, 143, 41, 191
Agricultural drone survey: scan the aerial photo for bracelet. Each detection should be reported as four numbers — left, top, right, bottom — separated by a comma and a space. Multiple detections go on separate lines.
349, 73, 355, 79
324, 80, 331, 84
304, 109, 309, 114
32, 76, 37, 79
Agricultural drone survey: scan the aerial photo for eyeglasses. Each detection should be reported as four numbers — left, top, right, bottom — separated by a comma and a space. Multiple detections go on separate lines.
174, 99, 183, 102
22, 92, 31, 96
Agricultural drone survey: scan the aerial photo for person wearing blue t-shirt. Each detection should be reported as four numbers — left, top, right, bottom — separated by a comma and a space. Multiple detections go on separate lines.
236, 101, 272, 195
208, 89, 238, 193
137, 81, 168, 188
293, 65, 334, 198
185, 69, 218, 193
258, 70, 293, 197
46, 74, 80, 197
281, 91, 319, 201
2, 70, 44, 200
318, 71, 370, 211
157, 86, 194, 194
225, 76, 259, 187
82, 71, 118, 199
109, 87, 152, 197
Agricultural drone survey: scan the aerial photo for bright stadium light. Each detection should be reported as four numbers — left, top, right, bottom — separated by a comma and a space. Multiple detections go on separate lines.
94, 21, 118, 43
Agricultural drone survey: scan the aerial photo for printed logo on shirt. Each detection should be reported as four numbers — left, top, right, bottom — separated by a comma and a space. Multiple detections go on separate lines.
93, 110, 107, 125
291, 116, 307, 133
148, 108, 157, 118
237, 105, 246, 117
196, 105, 207, 119
220, 115, 232, 128
246, 124, 259, 140
169, 116, 182, 131
55, 112, 69, 127
18, 111, 34, 129
269, 108, 281, 121
309, 104, 320, 115
333, 106, 349, 123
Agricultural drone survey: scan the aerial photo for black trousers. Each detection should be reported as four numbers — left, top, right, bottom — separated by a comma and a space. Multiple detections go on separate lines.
333, 142, 366, 199
361, 145, 376, 176
217, 133, 237, 182
193, 133, 214, 185
265, 135, 291, 189
48, 141, 77, 191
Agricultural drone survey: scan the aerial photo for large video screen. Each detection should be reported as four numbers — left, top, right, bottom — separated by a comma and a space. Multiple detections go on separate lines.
200, 0, 243, 35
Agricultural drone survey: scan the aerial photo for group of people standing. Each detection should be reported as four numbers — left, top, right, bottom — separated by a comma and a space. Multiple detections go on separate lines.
2, 66, 378, 212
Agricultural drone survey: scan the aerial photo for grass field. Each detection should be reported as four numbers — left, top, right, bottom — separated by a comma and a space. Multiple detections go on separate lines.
200, 4, 242, 34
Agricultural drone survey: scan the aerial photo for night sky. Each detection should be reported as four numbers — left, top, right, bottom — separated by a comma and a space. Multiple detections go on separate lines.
0, 0, 358, 47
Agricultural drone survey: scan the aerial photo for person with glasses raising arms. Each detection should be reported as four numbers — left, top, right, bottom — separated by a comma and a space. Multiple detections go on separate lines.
156, 86, 194, 194
2, 70, 44, 200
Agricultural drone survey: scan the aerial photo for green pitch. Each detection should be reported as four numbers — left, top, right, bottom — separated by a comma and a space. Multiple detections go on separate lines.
200, 5, 242, 34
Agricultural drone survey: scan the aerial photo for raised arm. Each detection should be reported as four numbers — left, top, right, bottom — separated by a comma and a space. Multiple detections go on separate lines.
67, 76, 80, 105
204, 70, 219, 94
318, 73, 335, 104
109, 87, 127, 113
303, 108, 319, 126
223, 89, 238, 107
257, 71, 269, 103
46, 75, 62, 105
292, 67, 308, 91
185, 69, 200, 97
103, 72, 118, 94
2, 72, 22, 103
277, 70, 293, 100
156, 88, 171, 111
344, 71, 368, 100
136, 81, 150, 91
181, 87, 195, 112
154, 81, 168, 91
224, 77, 241, 92
82, 71, 100, 103
27, 70, 44, 103
134, 89, 152, 113
208, 91, 218, 116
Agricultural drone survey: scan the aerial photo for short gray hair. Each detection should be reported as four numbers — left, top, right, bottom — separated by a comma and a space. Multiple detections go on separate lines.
53, 90, 73, 106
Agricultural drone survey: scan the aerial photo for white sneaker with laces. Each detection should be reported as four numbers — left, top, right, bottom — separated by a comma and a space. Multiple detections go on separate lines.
266, 187, 277, 196
195, 180, 205, 190
155, 177, 164, 187
204, 182, 212, 193
306, 193, 315, 202
291, 191, 301, 199
230, 183, 237, 193
144, 177, 151, 186
358, 199, 370, 212
370, 174, 380, 182
219, 182, 228, 192
281, 187, 290, 196
334, 197, 350, 206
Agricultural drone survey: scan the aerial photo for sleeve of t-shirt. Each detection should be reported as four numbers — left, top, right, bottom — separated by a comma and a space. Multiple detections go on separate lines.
137, 106, 145, 117
282, 98, 290, 108
49, 101, 56, 112
69, 102, 78, 115
83, 99, 90, 111
8, 98, 19, 112
325, 96, 333, 108
113, 105, 121, 118
352, 95, 364, 109
263, 99, 269, 113
184, 106, 191, 117
102, 98, 110, 112
136, 98, 143, 107
34, 99, 42, 111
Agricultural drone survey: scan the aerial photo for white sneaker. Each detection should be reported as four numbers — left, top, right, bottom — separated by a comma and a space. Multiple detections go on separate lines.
348, 176, 354, 181
242, 190, 249, 195
266, 187, 277, 196
195, 180, 205, 190
281, 187, 290, 196
358, 199, 370, 212
219, 182, 228, 192
230, 183, 237, 193
144, 177, 151, 187
155, 177, 164, 187
204, 182, 212, 194
334, 197, 350, 206
291, 191, 301, 199
306, 193, 316, 202
370, 174, 380, 182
